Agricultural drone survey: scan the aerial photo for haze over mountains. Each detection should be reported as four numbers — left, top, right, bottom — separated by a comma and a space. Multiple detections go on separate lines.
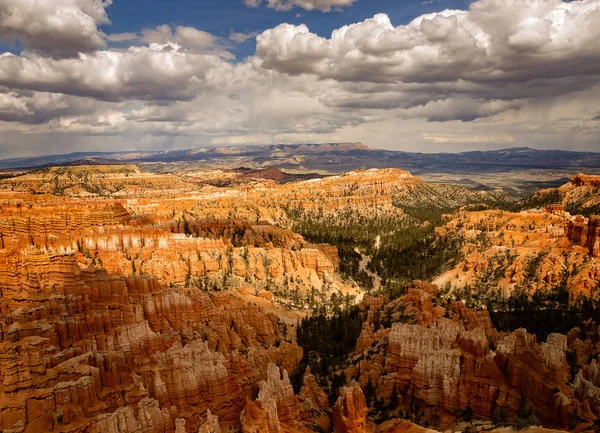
2, 143, 600, 174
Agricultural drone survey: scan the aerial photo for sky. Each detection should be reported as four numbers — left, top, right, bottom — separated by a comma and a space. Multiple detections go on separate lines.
0, 0, 599, 158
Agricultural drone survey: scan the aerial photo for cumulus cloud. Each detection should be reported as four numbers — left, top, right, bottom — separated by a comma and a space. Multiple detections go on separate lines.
106, 32, 138, 42
0, 43, 230, 101
229, 30, 259, 43
243, 0, 356, 12
139, 25, 220, 51
0, 0, 111, 57
106, 25, 230, 56
1, 0, 600, 157
0, 89, 111, 124
256, 0, 600, 88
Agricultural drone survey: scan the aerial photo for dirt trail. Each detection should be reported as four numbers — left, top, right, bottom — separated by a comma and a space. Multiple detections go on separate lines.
355, 247, 382, 289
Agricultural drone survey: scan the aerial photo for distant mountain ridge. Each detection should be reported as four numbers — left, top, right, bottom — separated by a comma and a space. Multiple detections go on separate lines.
2, 143, 600, 174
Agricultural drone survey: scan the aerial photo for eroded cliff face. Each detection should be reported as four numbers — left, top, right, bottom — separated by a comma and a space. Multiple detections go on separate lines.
433, 207, 600, 297
529, 174, 600, 214
1, 165, 508, 229
0, 201, 130, 250
239, 362, 335, 433
0, 166, 595, 433
0, 265, 587, 433
333, 384, 370, 433
3, 165, 186, 197
0, 195, 359, 315
425, 172, 600, 299
343, 282, 597, 430
0, 252, 306, 433
0, 166, 350, 433
567, 215, 600, 258
584, 216, 599, 258
569, 174, 600, 188
240, 363, 300, 433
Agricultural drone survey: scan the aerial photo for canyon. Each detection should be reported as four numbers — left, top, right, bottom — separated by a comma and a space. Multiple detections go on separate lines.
0, 165, 599, 433
432, 174, 600, 298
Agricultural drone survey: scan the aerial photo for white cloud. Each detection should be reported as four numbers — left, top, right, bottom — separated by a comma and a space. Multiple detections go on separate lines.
0, 44, 230, 101
1, 0, 600, 158
106, 32, 138, 42
421, 132, 515, 144
243, 0, 357, 12
140, 25, 219, 51
229, 30, 259, 44
0, 90, 110, 123
243, 0, 262, 7
256, 1, 600, 88
0, 0, 111, 57
107, 25, 230, 55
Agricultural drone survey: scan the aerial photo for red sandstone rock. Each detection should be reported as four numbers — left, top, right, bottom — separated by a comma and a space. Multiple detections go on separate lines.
587, 216, 600, 257
570, 174, 600, 188
333, 383, 370, 433
198, 410, 221, 433
299, 367, 329, 411
1, 167, 598, 433
241, 363, 299, 433
0, 261, 301, 433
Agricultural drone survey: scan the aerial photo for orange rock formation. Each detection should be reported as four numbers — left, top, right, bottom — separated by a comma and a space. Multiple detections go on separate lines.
434, 206, 600, 297
0, 165, 596, 433
345, 282, 594, 429
333, 384, 370, 433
